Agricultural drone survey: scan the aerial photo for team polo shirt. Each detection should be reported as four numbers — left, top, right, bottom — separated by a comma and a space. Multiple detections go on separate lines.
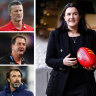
0, 21, 34, 31
0, 54, 26, 65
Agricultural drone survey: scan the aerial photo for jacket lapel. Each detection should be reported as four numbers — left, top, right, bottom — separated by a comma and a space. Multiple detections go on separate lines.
59, 31, 70, 57
80, 32, 89, 48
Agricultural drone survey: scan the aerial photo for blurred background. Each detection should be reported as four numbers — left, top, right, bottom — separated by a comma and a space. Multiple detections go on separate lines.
0, 33, 34, 64
0, 0, 34, 28
36, 0, 96, 96
0, 66, 34, 94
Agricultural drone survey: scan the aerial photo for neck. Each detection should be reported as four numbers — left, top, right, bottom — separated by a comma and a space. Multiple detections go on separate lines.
68, 28, 80, 37
10, 85, 15, 92
68, 25, 78, 32
11, 20, 22, 30
11, 52, 22, 64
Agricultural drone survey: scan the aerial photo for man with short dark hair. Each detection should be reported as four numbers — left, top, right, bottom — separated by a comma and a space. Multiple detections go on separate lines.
0, 35, 27, 64
0, 0, 34, 31
0, 68, 34, 96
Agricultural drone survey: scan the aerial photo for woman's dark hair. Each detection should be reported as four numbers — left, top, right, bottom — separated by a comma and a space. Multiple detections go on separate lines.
56, 3, 88, 33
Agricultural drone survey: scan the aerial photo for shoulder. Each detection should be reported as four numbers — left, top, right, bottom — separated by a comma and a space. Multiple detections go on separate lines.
24, 24, 34, 31
87, 29, 96, 38
49, 29, 60, 37
50, 29, 66, 35
50, 29, 60, 34
23, 89, 34, 96
49, 29, 67, 39
0, 91, 5, 96
87, 29, 96, 34
0, 23, 10, 31
0, 55, 10, 64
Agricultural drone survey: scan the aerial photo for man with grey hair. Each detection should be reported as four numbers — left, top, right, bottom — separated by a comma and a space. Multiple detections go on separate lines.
0, 68, 34, 96
0, 0, 34, 31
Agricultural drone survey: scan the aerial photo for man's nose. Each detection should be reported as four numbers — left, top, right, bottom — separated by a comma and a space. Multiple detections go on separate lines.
17, 11, 21, 14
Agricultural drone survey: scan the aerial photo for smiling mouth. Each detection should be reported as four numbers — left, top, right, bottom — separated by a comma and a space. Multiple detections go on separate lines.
69, 20, 75, 22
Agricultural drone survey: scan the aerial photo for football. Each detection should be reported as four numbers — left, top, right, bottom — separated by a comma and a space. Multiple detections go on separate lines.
77, 47, 96, 68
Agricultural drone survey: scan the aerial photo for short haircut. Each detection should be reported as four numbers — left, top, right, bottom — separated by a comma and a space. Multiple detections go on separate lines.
11, 35, 26, 45
6, 68, 22, 84
8, 0, 23, 12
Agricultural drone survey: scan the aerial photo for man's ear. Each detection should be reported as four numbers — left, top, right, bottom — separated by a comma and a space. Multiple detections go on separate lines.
9, 11, 11, 17
11, 44, 14, 50
7, 78, 10, 82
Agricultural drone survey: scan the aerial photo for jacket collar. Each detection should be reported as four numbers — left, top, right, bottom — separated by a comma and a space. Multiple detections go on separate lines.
3, 83, 27, 93
9, 55, 26, 65
9, 21, 26, 31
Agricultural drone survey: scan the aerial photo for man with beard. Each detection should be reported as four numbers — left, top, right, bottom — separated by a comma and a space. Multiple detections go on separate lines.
0, 0, 34, 31
0, 68, 34, 96
0, 35, 27, 64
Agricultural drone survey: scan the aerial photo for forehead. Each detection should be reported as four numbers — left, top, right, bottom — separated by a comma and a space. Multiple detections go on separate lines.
65, 7, 78, 13
10, 71, 21, 76
15, 38, 26, 43
11, 5, 23, 10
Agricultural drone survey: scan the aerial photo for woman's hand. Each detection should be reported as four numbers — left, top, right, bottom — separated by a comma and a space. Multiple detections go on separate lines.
63, 53, 77, 66
83, 65, 96, 70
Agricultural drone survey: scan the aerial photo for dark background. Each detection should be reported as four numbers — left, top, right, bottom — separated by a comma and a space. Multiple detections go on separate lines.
0, 33, 34, 64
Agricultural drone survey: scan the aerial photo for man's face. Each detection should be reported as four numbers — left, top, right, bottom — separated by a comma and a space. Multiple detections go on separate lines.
9, 5, 23, 22
12, 38, 26, 56
8, 71, 22, 88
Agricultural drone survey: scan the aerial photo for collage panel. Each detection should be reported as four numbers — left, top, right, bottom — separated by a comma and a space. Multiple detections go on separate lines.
0, 32, 34, 64
0, 66, 34, 95
36, 0, 96, 96
0, 0, 34, 31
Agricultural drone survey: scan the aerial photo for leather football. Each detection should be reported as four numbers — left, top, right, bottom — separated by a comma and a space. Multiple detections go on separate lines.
77, 47, 96, 68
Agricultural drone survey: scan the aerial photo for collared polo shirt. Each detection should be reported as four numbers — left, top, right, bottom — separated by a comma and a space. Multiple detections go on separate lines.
0, 21, 34, 31
0, 54, 26, 65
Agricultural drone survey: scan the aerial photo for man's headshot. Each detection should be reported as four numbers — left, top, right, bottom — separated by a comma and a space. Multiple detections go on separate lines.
0, 33, 34, 64
0, 67, 34, 96
7, 68, 22, 90
11, 35, 26, 64
8, 0, 23, 23
0, 0, 34, 31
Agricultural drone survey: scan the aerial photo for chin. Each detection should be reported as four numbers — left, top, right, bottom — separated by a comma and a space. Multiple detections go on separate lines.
69, 25, 78, 28
19, 53, 23, 56
15, 18, 23, 22
18, 53, 24, 56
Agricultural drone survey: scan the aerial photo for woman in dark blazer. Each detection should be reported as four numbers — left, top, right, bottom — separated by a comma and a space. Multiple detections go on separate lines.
46, 3, 96, 96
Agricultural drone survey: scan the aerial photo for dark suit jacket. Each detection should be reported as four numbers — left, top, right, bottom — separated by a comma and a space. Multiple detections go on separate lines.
46, 29, 96, 96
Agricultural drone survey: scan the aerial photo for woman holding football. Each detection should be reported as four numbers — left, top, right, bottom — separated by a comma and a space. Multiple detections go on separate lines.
46, 3, 96, 96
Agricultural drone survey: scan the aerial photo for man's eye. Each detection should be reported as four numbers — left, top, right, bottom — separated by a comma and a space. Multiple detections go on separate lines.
23, 43, 26, 46
18, 43, 21, 45
15, 10, 18, 12
12, 75, 16, 77
18, 75, 21, 78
